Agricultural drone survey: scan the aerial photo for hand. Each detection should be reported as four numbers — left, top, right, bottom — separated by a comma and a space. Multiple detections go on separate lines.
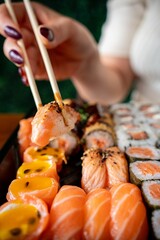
0, 1, 98, 81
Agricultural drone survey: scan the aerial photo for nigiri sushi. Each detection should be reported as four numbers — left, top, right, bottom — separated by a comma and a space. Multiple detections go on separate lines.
31, 101, 80, 147
44, 185, 86, 240
105, 146, 129, 188
110, 183, 148, 240
81, 148, 108, 193
83, 188, 111, 240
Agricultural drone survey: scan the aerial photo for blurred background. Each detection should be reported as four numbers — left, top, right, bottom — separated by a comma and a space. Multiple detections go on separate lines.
0, 0, 107, 113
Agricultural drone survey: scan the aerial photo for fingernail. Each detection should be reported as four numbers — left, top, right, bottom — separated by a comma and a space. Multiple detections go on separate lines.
9, 50, 24, 65
40, 27, 54, 41
4, 26, 22, 40
18, 67, 29, 86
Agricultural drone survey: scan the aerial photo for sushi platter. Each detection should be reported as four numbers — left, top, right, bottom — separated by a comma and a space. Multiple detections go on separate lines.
0, 100, 160, 239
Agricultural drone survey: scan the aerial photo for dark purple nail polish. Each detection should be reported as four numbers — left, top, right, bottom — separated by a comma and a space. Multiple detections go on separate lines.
9, 50, 24, 65
4, 26, 22, 40
40, 27, 54, 41
18, 67, 29, 86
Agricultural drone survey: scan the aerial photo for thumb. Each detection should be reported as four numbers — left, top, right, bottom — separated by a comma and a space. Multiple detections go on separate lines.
38, 18, 72, 49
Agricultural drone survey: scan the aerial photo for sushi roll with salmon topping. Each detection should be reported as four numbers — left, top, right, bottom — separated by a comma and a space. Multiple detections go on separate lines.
151, 209, 160, 240
110, 183, 148, 240
44, 185, 86, 240
31, 101, 80, 147
125, 146, 160, 162
17, 160, 59, 182
82, 113, 115, 150
83, 188, 111, 240
0, 195, 49, 240
130, 161, 160, 186
49, 130, 80, 157
81, 148, 108, 193
141, 180, 160, 209
23, 146, 67, 172
7, 176, 59, 207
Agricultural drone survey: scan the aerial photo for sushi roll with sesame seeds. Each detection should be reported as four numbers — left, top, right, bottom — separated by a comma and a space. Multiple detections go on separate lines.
82, 113, 116, 150
129, 161, 160, 186
125, 146, 160, 162
141, 180, 160, 209
151, 209, 160, 240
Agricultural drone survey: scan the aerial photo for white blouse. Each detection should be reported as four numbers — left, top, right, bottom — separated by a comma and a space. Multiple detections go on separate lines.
99, 0, 160, 103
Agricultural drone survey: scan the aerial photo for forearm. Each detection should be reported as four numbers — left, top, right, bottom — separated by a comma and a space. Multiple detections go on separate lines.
72, 53, 133, 106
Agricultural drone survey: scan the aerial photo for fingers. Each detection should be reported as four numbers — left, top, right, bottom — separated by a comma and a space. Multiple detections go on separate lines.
0, 3, 25, 38
38, 17, 74, 49
3, 38, 24, 66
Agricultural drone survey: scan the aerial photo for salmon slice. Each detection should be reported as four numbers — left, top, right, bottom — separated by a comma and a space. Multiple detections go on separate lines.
31, 101, 80, 147
110, 183, 148, 240
45, 185, 86, 240
81, 149, 108, 193
6, 176, 59, 207
105, 146, 129, 188
0, 195, 49, 240
83, 188, 111, 240
16, 160, 59, 182
18, 117, 35, 158
23, 146, 67, 172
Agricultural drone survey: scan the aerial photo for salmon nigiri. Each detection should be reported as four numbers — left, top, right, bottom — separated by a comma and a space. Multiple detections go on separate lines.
110, 183, 149, 240
44, 185, 86, 240
81, 148, 108, 193
83, 188, 111, 240
105, 146, 129, 188
31, 101, 80, 147
0, 195, 49, 240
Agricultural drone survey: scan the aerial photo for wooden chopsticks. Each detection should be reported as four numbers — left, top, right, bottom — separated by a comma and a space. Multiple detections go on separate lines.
5, 0, 63, 109
5, 0, 42, 109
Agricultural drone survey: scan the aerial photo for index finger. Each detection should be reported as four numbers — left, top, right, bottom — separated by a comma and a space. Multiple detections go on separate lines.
0, 2, 28, 38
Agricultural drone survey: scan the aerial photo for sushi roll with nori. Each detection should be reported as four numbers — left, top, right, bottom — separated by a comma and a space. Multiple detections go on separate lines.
151, 209, 160, 240
141, 180, 160, 209
82, 114, 115, 150
125, 146, 160, 162
109, 103, 133, 116
129, 161, 160, 186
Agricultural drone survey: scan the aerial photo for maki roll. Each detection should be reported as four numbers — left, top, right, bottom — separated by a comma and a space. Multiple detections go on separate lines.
0, 195, 49, 240
151, 209, 160, 240
7, 176, 59, 207
129, 161, 160, 186
49, 130, 80, 157
141, 180, 160, 209
23, 146, 67, 172
82, 113, 115, 150
125, 146, 160, 162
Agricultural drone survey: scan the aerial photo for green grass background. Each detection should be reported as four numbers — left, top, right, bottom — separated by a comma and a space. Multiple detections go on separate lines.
0, 0, 107, 113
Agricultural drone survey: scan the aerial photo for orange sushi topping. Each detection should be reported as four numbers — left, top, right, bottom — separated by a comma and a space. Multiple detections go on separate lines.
136, 162, 160, 175
149, 184, 160, 199
127, 147, 154, 158
23, 146, 67, 171
17, 160, 59, 182
0, 204, 40, 240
